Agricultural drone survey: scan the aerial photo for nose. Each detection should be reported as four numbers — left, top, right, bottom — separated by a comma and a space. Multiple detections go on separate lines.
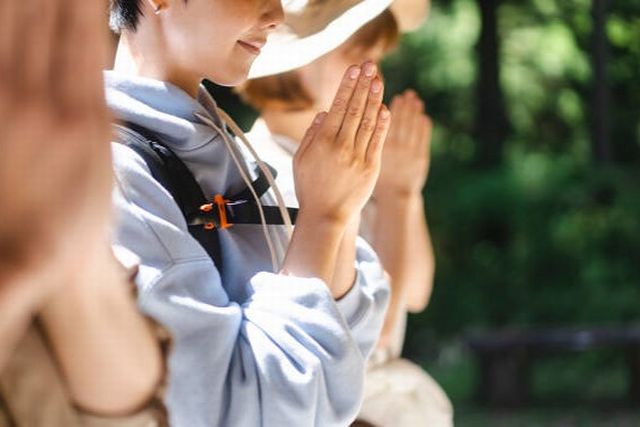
262, 0, 285, 32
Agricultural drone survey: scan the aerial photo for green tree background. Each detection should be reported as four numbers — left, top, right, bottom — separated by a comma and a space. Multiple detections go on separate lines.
384, 0, 640, 342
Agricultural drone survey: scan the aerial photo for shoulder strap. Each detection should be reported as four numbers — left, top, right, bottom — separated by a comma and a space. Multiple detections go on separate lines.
113, 123, 225, 270
114, 123, 210, 221
113, 122, 299, 270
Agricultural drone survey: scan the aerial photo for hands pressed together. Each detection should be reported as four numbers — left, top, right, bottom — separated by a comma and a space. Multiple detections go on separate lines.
376, 89, 433, 199
287, 60, 434, 300
283, 61, 391, 294
294, 61, 391, 225
294, 69, 433, 227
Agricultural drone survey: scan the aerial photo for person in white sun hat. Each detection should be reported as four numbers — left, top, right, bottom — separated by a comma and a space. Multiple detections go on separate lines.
241, 1, 453, 426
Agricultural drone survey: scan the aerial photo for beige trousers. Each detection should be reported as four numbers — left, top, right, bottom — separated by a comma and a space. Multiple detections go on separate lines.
358, 358, 454, 427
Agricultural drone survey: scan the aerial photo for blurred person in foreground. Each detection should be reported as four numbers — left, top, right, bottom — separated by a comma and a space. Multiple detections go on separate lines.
240, 0, 453, 425
0, 0, 166, 425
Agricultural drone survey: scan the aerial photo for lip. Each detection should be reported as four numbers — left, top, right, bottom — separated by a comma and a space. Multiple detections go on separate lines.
237, 39, 266, 55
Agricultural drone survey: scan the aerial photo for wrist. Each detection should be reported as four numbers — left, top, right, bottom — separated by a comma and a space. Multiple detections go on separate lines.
375, 179, 425, 198
281, 208, 348, 283
372, 192, 424, 223
295, 207, 351, 231
374, 187, 423, 203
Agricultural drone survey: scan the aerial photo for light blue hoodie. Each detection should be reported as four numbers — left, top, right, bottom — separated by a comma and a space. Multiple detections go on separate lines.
106, 71, 390, 427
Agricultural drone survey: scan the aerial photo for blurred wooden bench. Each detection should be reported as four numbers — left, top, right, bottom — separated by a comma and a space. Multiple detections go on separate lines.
465, 325, 640, 406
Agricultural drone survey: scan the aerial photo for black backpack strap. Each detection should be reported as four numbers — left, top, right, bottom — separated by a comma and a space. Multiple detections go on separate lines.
228, 162, 276, 201
203, 163, 298, 226
113, 122, 299, 269
113, 123, 225, 270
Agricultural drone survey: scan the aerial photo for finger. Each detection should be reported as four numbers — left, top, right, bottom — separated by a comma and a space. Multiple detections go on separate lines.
411, 115, 429, 165
354, 76, 384, 160
335, 61, 379, 148
15, 0, 58, 97
83, 128, 115, 214
386, 94, 404, 144
421, 115, 433, 155
395, 92, 414, 144
316, 65, 361, 141
54, 0, 109, 115
365, 106, 392, 165
409, 100, 426, 150
411, 90, 425, 113
404, 92, 424, 145
296, 112, 327, 160
389, 94, 403, 115
0, 0, 19, 84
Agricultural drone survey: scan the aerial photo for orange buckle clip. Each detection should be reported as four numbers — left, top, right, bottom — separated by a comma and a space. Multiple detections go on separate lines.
199, 195, 231, 230
214, 194, 231, 230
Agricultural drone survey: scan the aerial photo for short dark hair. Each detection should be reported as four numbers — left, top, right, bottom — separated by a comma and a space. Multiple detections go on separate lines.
109, 0, 146, 33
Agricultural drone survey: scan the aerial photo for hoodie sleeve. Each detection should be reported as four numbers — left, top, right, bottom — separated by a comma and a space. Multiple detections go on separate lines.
334, 237, 391, 360
110, 143, 388, 427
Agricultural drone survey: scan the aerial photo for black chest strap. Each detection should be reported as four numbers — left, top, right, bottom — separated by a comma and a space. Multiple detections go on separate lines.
113, 122, 298, 271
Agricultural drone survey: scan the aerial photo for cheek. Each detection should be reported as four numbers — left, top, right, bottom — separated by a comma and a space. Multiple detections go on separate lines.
189, 0, 249, 47
168, 5, 231, 58
194, 18, 245, 65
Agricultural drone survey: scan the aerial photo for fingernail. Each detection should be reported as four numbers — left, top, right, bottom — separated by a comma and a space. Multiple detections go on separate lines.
364, 62, 376, 77
371, 79, 382, 94
349, 66, 361, 79
380, 108, 391, 120
314, 113, 326, 124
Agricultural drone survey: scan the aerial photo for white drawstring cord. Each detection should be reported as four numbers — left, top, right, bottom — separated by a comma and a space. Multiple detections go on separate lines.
216, 109, 294, 237
194, 111, 280, 272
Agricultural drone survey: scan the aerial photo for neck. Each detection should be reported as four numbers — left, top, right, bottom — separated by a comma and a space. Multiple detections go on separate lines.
261, 109, 320, 144
113, 32, 201, 98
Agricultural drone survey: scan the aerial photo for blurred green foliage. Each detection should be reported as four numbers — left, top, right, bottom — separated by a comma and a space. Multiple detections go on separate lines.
380, 0, 640, 354
410, 154, 640, 339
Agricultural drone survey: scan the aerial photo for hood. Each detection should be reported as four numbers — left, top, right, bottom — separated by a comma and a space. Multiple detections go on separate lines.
105, 70, 225, 151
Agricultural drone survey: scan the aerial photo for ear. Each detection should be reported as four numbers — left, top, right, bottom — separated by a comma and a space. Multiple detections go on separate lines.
144, 0, 169, 14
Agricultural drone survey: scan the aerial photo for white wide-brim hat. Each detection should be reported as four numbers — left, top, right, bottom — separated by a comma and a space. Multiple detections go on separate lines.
248, 0, 430, 79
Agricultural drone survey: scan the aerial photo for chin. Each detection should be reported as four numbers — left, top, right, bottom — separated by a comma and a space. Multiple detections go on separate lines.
207, 63, 252, 88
